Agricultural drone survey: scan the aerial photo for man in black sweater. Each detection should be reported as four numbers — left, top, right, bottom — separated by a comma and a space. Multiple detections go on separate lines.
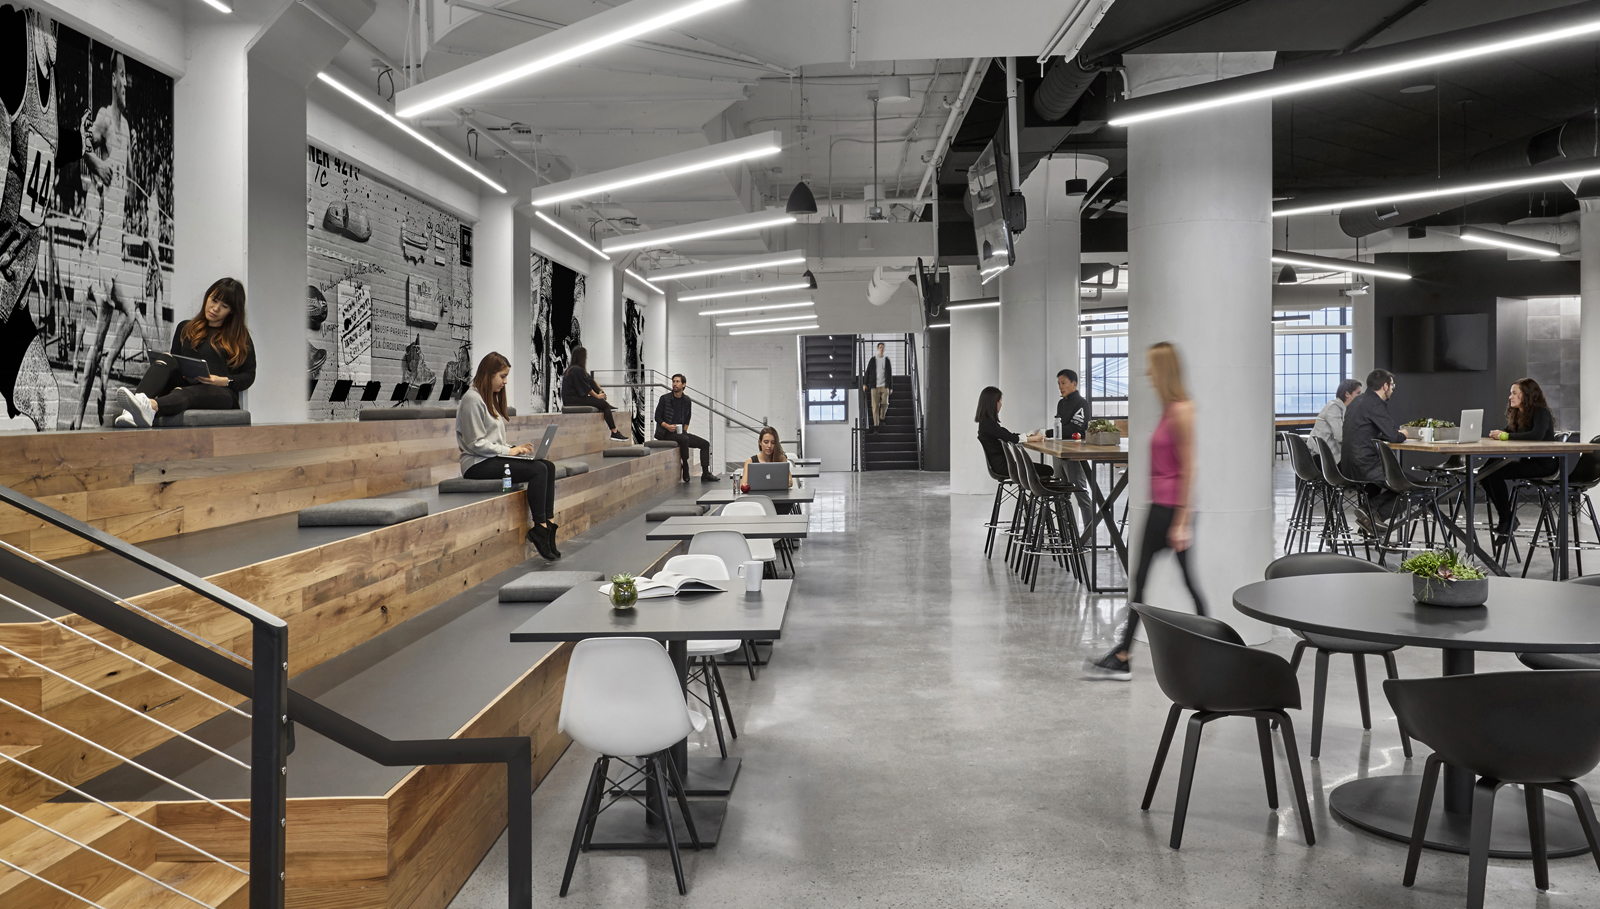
1055, 369, 1094, 526
655, 374, 719, 483
1341, 368, 1412, 528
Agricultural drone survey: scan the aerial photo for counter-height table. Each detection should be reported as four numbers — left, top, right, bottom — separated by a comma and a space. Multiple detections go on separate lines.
697, 488, 816, 507
1024, 438, 1128, 592
1235, 572, 1600, 858
646, 515, 810, 541
1388, 438, 1600, 578
510, 580, 792, 847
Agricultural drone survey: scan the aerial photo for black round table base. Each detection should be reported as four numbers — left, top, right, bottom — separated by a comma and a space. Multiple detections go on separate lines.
1331, 775, 1592, 859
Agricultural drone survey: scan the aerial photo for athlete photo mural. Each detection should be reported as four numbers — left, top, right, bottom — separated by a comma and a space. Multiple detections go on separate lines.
0, 4, 176, 431
529, 253, 583, 413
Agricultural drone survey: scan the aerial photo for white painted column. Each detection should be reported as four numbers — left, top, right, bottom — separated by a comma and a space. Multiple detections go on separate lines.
1581, 200, 1600, 440
999, 155, 1106, 431
472, 189, 531, 412
1125, 52, 1276, 644
644, 290, 668, 383
584, 264, 618, 373
949, 307, 1001, 495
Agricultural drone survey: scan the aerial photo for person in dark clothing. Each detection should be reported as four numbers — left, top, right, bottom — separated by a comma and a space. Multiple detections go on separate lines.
1340, 368, 1412, 526
975, 386, 1057, 485
1055, 368, 1094, 526
115, 278, 256, 428
862, 342, 893, 431
1482, 377, 1558, 542
561, 346, 627, 440
654, 373, 719, 482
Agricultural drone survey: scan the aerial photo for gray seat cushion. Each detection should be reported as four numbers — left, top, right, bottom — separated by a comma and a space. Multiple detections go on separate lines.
644, 439, 680, 449
1518, 651, 1600, 671
358, 409, 418, 421
150, 409, 252, 427
645, 504, 705, 521
562, 405, 598, 414
553, 459, 589, 476
1296, 630, 1402, 654
439, 477, 525, 494
415, 406, 459, 420
299, 497, 428, 526
602, 446, 648, 457
498, 571, 605, 602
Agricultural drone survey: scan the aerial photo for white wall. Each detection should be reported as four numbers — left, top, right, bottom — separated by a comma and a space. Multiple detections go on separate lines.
949, 308, 1000, 494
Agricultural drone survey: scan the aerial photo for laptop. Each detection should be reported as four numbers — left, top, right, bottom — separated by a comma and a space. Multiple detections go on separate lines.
509, 425, 559, 461
1433, 408, 1483, 444
746, 461, 791, 490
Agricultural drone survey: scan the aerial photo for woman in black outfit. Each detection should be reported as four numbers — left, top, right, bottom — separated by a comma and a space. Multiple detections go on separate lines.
115, 278, 255, 428
1482, 377, 1558, 543
561, 346, 627, 441
974, 386, 1058, 485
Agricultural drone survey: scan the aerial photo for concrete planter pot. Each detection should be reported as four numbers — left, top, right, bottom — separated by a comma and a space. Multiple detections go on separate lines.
1412, 574, 1487, 607
1087, 431, 1122, 447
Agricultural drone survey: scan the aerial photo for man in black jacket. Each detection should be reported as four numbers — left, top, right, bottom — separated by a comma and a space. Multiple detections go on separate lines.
1055, 368, 1093, 526
1341, 368, 1412, 527
862, 342, 892, 431
655, 374, 719, 483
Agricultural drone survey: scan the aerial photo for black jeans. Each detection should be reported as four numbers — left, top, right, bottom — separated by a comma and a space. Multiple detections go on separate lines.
465, 457, 557, 522
656, 428, 712, 479
565, 397, 618, 432
1482, 457, 1561, 529
1117, 503, 1208, 653
135, 353, 235, 415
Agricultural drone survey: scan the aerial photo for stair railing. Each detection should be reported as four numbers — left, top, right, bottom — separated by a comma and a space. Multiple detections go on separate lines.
591, 370, 799, 471
905, 332, 925, 471
0, 485, 533, 909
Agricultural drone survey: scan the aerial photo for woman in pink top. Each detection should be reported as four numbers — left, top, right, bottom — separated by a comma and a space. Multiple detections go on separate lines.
1085, 342, 1206, 681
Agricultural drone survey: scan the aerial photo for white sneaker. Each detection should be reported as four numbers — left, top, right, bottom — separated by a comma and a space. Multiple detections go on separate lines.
114, 412, 135, 428
116, 387, 155, 427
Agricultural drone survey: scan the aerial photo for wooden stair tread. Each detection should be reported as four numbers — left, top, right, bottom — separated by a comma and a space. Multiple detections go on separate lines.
0, 803, 128, 868
0, 802, 157, 909
99, 860, 248, 909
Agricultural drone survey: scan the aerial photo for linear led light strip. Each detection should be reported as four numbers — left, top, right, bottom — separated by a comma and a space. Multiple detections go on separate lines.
395, 0, 741, 117
945, 300, 999, 310
530, 131, 782, 207
681, 281, 812, 302
196, 0, 231, 11
728, 323, 819, 336
602, 211, 796, 253
536, 211, 610, 260
625, 269, 664, 294
1275, 163, 1600, 218
699, 300, 814, 317
1270, 253, 1411, 281
317, 73, 506, 193
715, 314, 816, 328
1109, 6, 1600, 126
651, 251, 808, 282
1459, 226, 1563, 258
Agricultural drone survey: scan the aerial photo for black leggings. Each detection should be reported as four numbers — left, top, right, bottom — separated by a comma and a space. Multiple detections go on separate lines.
465, 457, 557, 522
1117, 503, 1208, 653
135, 353, 236, 415
565, 397, 618, 432
1482, 457, 1560, 529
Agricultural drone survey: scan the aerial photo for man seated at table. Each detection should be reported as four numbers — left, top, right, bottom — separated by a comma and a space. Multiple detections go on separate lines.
1311, 378, 1362, 465
1341, 368, 1414, 532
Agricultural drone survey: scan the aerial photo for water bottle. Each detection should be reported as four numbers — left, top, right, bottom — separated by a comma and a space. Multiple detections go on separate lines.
502, 464, 512, 491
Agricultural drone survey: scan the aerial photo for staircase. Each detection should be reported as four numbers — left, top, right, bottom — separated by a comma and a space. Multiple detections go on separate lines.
861, 374, 919, 470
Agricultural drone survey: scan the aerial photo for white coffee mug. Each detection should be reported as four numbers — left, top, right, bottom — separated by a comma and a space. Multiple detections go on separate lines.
737, 560, 763, 592
1420, 425, 1434, 443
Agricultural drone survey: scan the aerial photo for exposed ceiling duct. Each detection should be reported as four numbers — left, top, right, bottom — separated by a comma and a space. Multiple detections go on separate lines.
866, 266, 913, 306
1032, 55, 1100, 123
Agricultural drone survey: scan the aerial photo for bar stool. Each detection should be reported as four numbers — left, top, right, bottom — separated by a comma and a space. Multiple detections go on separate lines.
1374, 442, 1450, 565
983, 456, 1020, 559
1520, 443, 1600, 577
1312, 436, 1369, 558
1005, 442, 1086, 589
1281, 433, 1327, 554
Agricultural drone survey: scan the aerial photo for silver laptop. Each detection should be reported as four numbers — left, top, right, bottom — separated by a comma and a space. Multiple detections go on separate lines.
1434, 409, 1483, 444
510, 425, 559, 461
746, 461, 791, 490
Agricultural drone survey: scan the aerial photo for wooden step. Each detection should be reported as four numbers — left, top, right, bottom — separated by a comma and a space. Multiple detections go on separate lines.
0, 802, 156, 909
99, 860, 248, 909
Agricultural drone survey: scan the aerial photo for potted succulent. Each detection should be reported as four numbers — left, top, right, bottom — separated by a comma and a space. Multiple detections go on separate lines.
1400, 549, 1487, 607
609, 573, 639, 610
1087, 419, 1122, 447
1404, 417, 1458, 443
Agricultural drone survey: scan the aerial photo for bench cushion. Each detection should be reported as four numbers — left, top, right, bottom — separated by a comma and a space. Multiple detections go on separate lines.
299, 497, 428, 526
358, 409, 417, 421
643, 439, 680, 449
562, 406, 598, 414
439, 477, 526, 494
602, 446, 648, 457
645, 504, 705, 521
149, 409, 252, 428
498, 571, 606, 602
553, 459, 589, 476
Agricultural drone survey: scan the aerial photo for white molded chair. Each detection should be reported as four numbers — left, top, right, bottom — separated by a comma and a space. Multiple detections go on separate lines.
721, 500, 780, 567
685, 533, 766, 679
736, 494, 798, 572
664, 555, 743, 757
558, 637, 705, 896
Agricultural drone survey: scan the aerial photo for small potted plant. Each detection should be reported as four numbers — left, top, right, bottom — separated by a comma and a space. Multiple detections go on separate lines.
1400, 548, 1487, 607
1087, 419, 1122, 447
1404, 417, 1458, 443
609, 573, 639, 610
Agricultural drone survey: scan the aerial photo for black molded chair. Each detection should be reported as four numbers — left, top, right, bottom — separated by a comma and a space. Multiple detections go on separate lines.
1136, 604, 1315, 850
1386, 670, 1600, 909
1281, 433, 1328, 554
982, 452, 1019, 560
1313, 435, 1368, 557
1374, 441, 1450, 564
1521, 441, 1600, 577
1007, 441, 1086, 590
1518, 573, 1600, 670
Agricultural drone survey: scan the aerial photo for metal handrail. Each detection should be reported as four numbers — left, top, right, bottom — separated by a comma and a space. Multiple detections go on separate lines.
591, 368, 771, 434
905, 332, 925, 471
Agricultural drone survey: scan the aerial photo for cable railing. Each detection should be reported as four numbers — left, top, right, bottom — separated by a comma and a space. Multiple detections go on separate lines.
0, 484, 535, 909
591, 368, 772, 436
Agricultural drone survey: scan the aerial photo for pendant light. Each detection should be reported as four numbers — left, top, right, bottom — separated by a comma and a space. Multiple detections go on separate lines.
786, 181, 818, 214
1277, 264, 1299, 284
1065, 144, 1087, 197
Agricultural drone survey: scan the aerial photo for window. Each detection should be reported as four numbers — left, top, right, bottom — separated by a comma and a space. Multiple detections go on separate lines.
1274, 307, 1352, 416
1080, 311, 1128, 418
806, 388, 847, 423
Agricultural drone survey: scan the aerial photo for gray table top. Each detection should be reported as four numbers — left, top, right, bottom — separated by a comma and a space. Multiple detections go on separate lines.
697, 488, 816, 505
509, 580, 792, 642
646, 516, 810, 540
1233, 574, 1600, 653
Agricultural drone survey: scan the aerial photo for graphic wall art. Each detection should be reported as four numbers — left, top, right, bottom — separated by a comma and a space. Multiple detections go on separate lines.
306, 143, 472, 420
529, 253, 583, 413
0, 4, 176, 431
623, 295, 645, 441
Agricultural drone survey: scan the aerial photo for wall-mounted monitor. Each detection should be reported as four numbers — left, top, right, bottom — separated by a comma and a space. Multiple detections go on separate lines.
967, 141, 1013, 286
1391, 313, 1489, 372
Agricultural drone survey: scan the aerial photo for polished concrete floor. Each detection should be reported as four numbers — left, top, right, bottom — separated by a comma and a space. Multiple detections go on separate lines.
446, 468, 1600, 909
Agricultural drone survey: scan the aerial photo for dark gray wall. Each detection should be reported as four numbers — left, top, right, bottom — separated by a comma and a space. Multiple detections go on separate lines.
1496, 297, 1528, 408
922, 329, 950, 471
1374, 251, 1576, 427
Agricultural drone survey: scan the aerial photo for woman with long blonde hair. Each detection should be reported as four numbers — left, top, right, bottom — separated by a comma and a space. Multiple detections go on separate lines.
1085, 341, 1206, 681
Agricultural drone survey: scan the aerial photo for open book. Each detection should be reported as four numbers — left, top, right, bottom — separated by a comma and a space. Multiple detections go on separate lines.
599, 571, 723, 598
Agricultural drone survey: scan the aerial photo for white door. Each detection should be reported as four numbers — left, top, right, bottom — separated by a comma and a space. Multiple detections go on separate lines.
724, 367, 771, 427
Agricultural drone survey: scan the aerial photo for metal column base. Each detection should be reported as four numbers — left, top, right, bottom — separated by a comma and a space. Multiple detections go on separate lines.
1331, 775, 1593, 859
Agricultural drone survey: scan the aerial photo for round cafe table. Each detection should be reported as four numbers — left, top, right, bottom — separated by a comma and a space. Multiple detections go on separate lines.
1234, 572, 1600, 858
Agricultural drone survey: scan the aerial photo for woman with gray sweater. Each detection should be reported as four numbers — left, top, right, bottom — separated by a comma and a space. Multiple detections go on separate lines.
458, 352, 561, 560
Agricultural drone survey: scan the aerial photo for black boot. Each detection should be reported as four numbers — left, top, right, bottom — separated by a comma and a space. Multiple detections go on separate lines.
544, 523, 562, 558
527, 525, 559, 560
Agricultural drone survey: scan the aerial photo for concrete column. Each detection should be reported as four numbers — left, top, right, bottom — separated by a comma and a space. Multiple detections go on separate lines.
472, 188, 532, 412
998, 155, 1107, 431
1581, 199, 1600, 440
1125, 52, 1276, 644
583, 264, 619, 373
949, 307, 1000, 495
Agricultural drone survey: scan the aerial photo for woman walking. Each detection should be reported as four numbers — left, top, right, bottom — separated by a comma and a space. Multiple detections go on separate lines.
1084, 342, 1206, 681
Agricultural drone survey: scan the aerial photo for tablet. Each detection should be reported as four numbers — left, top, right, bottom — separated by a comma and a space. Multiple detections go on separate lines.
172, 354, 211, 379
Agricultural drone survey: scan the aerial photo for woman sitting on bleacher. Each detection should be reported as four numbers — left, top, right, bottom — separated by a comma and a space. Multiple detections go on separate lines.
458, 352, 562, 561
561, 346, 628, 441
115, 278, 255, 428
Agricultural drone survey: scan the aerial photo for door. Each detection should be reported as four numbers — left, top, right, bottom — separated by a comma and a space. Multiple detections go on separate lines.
723, 367, 770, 427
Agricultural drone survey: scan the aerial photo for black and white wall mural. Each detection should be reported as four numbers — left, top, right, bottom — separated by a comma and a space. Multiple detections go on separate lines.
623, 295, 645, 441
0, 4, 176, 431
306, 144, 472, 419
529, 253, 583, 412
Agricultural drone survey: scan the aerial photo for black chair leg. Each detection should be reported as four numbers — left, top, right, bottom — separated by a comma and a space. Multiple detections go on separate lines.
662, 753, 702, 850
1403, 754, 1443, 887
1548, 780, 1600, 875
1311, 649, 1330, 759
1254, 716, 1278, 810
1466, 778, 1505, 909
1273, 711, 1316, 846
1169, 711, 1216, 850
1143, 704, 1183, 811
561, 757, 606, 896
650, 755, 690, 895
1288, 640, 1307, 673
1526, 783, 1550, 891
581, 756, 609, 850
1381, 651, 1413, 758
710, 658, 737, 739
700, 659, 728, 759
1352, 653, 1372, 731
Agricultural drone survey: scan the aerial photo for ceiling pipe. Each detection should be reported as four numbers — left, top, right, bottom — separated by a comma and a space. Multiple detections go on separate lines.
459, 112, 547, 180
298, 0, 401, 72
911, 57, 985, 210
1032, 54, 1101, 122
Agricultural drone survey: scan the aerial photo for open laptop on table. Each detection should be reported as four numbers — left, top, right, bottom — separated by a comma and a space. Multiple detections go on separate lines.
1429, 409, 1482, 444
507, 424, 558, 461
746, 461, 791, 490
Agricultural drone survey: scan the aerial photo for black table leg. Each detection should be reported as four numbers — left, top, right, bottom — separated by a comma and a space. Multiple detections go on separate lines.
1560, 452, 1573, 580
1440, 649, 1475, 814
1075, 461, 1128, 593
